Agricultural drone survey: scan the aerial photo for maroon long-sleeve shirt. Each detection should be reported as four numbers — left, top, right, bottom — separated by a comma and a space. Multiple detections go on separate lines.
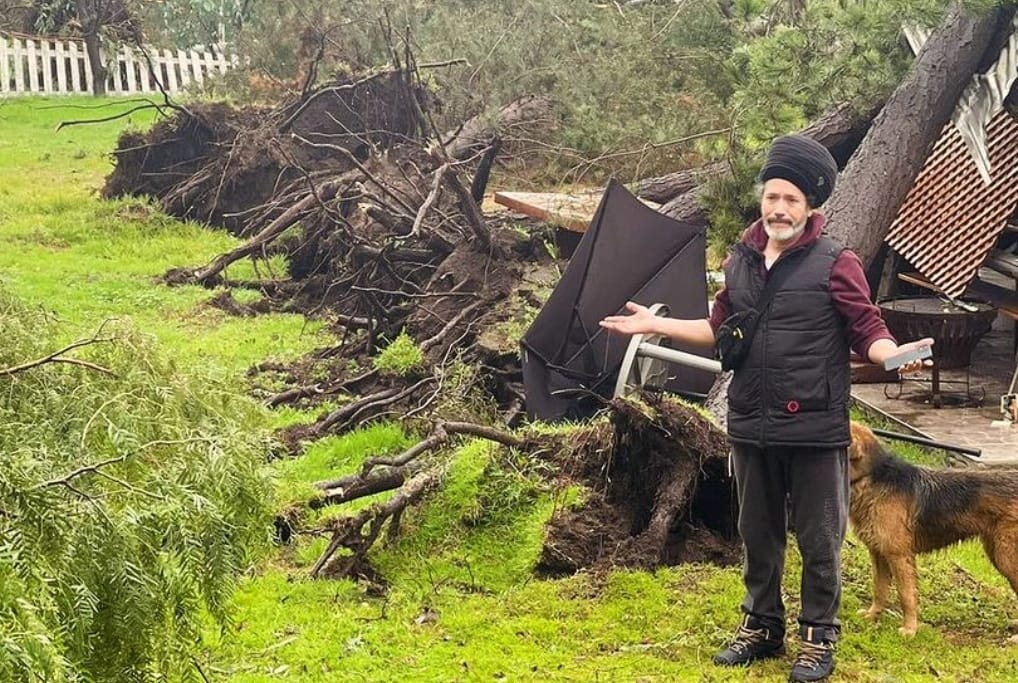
708, 214, 895, 360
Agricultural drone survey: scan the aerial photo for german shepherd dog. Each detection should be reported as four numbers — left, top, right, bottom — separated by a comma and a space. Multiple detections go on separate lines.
848, 422, 1018, 638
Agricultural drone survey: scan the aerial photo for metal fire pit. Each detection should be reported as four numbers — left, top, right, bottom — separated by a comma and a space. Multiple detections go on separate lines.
879, 297, 997, 370
879, 296, 997, 408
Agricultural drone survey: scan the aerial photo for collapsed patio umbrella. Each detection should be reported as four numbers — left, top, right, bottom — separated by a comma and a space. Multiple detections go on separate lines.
521, 179, 714, 421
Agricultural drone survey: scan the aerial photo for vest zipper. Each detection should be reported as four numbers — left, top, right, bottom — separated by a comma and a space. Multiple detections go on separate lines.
757, 247, 799, 447
759, 313, 768, 447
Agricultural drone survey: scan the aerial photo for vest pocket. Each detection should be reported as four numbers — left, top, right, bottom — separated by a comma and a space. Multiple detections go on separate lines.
771, 357, 830, 412
728, 368, 761, 413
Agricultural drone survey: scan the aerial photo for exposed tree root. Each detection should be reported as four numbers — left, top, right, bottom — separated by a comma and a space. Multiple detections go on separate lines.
304, 398, 737, 580
308, 420, 522, 577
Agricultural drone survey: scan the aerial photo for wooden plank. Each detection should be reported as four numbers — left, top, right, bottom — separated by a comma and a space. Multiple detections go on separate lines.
190, 49, 204, 86
176, 49, 191, 87
204, 48, 218, 80
136, 48, 152, 92
0, 35, 10, 94
109, 51, 124, 93
493, 190, 660, 233
82, 41, 93, 92
13, 37, 25, 92
122, 47, 136, 93
54, 39, 67, 93
68, 40, 82, 92
494, 191, 593, 232
40, 39, 53, 93
163, 48, 179, 92
26, 38, 38, 92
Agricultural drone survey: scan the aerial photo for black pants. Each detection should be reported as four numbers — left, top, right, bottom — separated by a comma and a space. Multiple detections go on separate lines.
731, 443, 849, 633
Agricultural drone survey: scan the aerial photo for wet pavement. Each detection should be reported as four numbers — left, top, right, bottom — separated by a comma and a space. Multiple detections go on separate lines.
852, 308, 1018, 466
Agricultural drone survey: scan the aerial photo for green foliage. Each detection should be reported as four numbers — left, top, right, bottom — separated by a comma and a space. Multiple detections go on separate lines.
682, 0, 963, 254
372, 330, 424, 377
726, 1, 939, 147
698, 155, 763, 265
139, 0, 252, 48
0, 290, 272, 682
176, 0, 969, 253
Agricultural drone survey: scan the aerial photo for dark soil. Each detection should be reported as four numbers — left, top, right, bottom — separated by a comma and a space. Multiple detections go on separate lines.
537, 396, 741, 574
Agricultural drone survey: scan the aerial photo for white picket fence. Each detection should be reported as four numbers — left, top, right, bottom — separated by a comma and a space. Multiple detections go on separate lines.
0, 32, 235, 96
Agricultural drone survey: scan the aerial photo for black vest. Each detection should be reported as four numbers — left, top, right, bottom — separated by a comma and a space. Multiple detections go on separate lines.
723, 235, 851, 448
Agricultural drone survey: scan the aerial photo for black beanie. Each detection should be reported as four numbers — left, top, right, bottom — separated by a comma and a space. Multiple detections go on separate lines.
759, 134, 838, 208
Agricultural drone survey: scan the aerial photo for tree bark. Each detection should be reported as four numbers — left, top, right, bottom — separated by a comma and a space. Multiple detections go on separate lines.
83, 30, 107, 96
440, 95, 552, 161
824, 4, 1004, 268
638, 161, 727, 204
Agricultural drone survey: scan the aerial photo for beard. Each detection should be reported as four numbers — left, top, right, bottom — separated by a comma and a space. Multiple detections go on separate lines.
763, 216, 807, 243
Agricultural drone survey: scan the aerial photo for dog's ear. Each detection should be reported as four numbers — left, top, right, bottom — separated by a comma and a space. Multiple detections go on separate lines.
848, 421, 876, 462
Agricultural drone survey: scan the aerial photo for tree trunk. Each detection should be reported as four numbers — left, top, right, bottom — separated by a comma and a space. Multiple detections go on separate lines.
76, 0, 109, 96
440, 95, 552, 161
638, 160, 727, 204
824, 4, 1004, 268
83, 30, 107, 95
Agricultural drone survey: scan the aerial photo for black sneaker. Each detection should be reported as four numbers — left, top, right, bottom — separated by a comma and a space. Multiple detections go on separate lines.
789, 625, 836, 682
713, 614, 785, 666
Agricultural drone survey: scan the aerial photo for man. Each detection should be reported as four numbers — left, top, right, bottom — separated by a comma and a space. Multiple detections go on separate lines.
599, 134, 931, 682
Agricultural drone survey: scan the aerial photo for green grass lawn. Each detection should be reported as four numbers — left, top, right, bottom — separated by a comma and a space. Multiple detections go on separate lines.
0, 95, 329, 380
4, 95, 1018, 682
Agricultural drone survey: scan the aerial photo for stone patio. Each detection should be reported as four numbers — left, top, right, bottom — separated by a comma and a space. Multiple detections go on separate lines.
852, 309, 1018, 466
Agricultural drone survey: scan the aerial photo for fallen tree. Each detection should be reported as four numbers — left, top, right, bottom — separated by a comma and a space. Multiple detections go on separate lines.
104, 63, 561, 441
825, 3, 1007, 269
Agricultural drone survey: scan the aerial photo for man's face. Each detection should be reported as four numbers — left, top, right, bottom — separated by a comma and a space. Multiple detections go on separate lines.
760, 178, 810, 244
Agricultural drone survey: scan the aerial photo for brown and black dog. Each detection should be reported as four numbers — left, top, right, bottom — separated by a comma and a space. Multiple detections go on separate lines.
848, 421, 1018, 638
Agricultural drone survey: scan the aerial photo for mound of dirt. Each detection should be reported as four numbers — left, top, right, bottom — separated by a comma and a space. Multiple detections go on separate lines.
104, 72, 426, 234
537, 396, 740, 574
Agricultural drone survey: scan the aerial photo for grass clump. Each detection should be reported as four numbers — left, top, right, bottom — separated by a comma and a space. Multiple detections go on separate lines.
373, 330, 424, 377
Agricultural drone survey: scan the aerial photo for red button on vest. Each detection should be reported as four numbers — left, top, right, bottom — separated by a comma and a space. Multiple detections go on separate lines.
786, 400, 800, 413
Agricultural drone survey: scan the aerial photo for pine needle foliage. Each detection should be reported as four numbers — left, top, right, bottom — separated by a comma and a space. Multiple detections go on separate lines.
0, 288, 272, 682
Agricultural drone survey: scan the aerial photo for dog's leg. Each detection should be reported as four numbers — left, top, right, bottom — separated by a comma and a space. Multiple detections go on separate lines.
886, 553, 920, 636
860, 549, 891, 622
982, 534, 1018, 643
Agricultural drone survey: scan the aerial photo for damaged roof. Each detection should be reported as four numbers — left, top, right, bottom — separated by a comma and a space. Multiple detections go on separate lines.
885, 109, 1018, 299
887, 19, 1018, 299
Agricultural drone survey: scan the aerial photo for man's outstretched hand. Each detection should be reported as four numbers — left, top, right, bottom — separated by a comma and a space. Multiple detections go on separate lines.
599, 301, 660, 337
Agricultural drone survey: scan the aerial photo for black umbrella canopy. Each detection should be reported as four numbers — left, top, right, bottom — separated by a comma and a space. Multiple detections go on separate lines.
522, 179, 714, 421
